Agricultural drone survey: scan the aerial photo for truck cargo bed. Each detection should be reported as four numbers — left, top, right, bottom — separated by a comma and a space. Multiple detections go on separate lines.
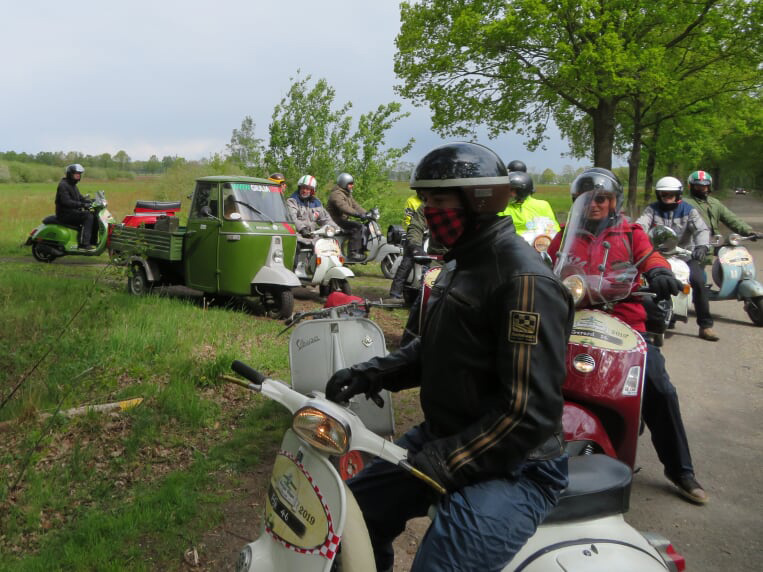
109, 224, 185, 261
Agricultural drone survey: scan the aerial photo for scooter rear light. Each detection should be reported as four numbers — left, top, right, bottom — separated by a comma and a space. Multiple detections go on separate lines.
665, 544, 686, 571
682, 284, 691, 295
339, 255, 345, 264
644, 532, 685, 572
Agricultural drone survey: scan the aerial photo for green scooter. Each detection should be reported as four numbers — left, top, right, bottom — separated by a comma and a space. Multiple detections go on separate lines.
25, 190, 115, 262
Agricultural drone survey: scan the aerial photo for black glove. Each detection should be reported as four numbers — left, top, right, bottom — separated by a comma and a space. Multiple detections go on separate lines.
299, 227, 312, 238
325, 368, 383, 404
645, 268, 682, 301
408, 447, 462, 493
691, 245, 708, 261
411, 245, 426, 258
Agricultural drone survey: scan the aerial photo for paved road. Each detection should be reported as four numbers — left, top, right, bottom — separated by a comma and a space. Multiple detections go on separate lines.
627, 194, 763, 571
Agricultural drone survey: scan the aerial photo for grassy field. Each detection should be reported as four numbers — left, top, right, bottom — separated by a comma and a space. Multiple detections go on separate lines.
0, 177, 412, 570
0, 175, 571, 570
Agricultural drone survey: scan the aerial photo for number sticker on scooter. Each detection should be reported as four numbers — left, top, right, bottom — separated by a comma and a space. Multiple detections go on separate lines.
264, 451, 340, 559
570, 310, 645, 352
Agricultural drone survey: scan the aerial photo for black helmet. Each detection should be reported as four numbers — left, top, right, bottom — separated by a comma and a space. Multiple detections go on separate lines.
570, 167, 623, 212
336, 173, 354, 190
508, 171, 534, 202
66, 163, 85, 178
410, 142, 511, 214
507, 159, 527, 173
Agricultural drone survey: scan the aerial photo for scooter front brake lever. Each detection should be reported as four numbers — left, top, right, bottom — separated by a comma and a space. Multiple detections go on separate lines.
366, 391, 385, 408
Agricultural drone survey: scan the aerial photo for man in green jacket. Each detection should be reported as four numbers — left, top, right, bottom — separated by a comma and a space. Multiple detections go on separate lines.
683, 170, 760, 239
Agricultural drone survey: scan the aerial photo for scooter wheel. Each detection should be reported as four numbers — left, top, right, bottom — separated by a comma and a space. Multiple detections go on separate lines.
745, 296, 763, 326
31, 243, 58, 263
320, 279, 351, 297
380, 253, 400, 279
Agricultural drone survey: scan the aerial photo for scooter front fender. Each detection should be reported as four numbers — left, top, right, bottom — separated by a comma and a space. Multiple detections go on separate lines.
323, 265, 354, 282
562, 402, 617, 459
376, 242, 402, 260
737, 278, 763, 300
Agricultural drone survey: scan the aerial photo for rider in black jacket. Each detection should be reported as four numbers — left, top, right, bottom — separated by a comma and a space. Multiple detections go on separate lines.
325, 142, 574, 572
55, 164, 95, 249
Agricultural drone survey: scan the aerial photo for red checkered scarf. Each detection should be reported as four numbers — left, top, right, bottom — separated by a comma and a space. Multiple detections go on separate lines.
424, 207, 468, 248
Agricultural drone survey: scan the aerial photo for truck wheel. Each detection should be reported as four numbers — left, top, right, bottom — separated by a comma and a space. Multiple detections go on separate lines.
745, 296, 763, 326
380, 253, 399, 279
128, 264, 153, 296
32, 243, 57, 263
261, 287, 294, 319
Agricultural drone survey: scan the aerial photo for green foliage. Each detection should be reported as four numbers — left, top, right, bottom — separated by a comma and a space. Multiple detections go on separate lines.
264, 72, 413, 204
394, 0, 762, 172
226, 115, 266, 174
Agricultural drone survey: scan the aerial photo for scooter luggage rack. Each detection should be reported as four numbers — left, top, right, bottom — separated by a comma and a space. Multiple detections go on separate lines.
284, 298, 400, 438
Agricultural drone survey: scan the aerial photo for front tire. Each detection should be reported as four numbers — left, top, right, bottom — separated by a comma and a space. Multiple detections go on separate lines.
319, 279, 352, 297
127, 264, 153, 296
744, 296, 763, 326
380, 253, 399, 279
260, 287, 294, 319
32, 243, 58, 263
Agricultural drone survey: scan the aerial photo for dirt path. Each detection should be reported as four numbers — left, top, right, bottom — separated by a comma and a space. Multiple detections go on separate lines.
195, 194, 763, 571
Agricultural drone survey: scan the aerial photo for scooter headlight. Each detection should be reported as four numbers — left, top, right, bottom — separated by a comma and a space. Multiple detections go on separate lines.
235, 545, 252, 572
562, 274, 586, 305
533, 235, 552, 253
729, 233, 741, 246
292, 406, 350, 455
325, 227, 336, 238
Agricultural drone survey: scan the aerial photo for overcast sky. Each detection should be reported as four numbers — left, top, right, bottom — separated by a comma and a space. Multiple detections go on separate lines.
1, 0, 590, 173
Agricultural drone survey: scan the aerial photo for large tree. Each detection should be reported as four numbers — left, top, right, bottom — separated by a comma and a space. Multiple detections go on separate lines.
395, 0, 760, 171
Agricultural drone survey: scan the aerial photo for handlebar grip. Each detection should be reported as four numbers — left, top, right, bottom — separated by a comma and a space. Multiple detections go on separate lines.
231, 360, 266, 384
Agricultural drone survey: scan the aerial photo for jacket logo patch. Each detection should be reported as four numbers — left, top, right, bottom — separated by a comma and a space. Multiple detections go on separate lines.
509, 311, 540, 344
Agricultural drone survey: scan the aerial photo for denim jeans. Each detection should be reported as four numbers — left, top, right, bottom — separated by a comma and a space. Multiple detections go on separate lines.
347, 424, 569, 572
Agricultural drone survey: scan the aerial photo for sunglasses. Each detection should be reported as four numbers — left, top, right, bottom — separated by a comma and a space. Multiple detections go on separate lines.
591, 194, 614, 204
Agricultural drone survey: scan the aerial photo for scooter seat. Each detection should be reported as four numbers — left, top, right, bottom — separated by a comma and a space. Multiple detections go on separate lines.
134, 200, 182, 211
42, 215, 81, 231
543, 454, 631, 524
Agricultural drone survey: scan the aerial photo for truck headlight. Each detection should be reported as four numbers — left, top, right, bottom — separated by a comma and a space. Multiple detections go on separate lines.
292, 406, 350, 455
272, 249, 284, 264
563, 275, 586, 305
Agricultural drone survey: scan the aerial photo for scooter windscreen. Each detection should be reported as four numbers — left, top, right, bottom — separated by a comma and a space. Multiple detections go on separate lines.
553, 191, 639, 308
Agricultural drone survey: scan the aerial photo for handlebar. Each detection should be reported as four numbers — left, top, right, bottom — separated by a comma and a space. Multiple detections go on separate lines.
231, 360, 266, 385
278, 298, 404, 335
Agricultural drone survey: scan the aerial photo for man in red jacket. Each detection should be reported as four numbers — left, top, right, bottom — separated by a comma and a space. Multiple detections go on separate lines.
548, 168, 708, 505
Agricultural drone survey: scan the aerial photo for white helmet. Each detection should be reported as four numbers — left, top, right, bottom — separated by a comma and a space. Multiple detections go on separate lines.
655, 176, 683, 201
297, 175, 317, 190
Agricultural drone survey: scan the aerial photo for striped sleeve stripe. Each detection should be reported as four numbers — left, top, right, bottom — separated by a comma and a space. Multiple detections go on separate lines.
445, 275, 534, 473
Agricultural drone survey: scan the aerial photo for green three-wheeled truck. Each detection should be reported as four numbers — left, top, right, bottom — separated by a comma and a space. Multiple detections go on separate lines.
108, 176, 301, 319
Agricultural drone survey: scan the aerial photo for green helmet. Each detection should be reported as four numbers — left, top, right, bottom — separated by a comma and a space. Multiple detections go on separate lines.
687, 170, 712, 189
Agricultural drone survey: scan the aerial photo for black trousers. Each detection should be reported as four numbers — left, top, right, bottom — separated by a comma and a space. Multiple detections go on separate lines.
642, 341, 695, 478
688, 259, 713, 328
337, 219, 363, 254
58, 210, 95, 245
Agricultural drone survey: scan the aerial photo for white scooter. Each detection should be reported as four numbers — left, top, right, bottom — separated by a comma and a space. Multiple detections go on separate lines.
294, 225, 355, 297
648, 226, 693, 325
336, 207, 403, 278
226, 362, 686, 572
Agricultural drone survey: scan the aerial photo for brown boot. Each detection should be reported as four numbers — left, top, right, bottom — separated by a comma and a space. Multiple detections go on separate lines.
699, 327, 719, 341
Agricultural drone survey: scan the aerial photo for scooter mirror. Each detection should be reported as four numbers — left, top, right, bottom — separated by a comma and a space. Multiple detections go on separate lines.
709, 234, 723, 247
648, 225, 678, 251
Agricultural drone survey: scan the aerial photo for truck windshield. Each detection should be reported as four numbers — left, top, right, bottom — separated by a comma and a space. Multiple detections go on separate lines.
222, 183, 290, 222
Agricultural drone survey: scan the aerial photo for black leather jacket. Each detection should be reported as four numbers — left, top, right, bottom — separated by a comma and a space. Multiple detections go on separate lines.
352, 216, 574, 486
55, 177, 86, 217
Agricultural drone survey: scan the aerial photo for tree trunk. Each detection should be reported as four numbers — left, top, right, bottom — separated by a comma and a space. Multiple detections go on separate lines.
627, 99, 642, 218
643, 122, 660, 204
591, 99, 617, 168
